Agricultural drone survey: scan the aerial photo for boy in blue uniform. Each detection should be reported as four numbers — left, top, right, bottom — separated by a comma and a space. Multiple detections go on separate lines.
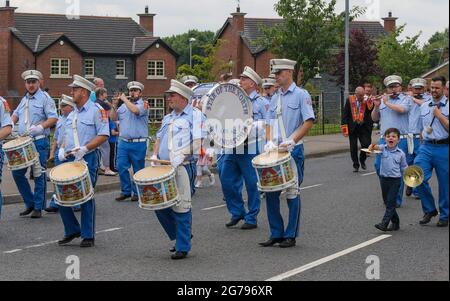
57, 75, 109, 248
414, 76, 449, 228
0, 96, 13, 219
151, 80, 206, 260
369, 128, 408, 232
11, 70, 58, 218
262, 59, 315, 248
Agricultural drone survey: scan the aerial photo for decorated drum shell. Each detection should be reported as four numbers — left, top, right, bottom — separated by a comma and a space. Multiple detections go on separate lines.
252, 151, 296, 191
2, 136, 38, 170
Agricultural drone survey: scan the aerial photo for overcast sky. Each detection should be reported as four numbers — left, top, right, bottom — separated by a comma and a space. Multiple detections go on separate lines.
11, 0, 449, 45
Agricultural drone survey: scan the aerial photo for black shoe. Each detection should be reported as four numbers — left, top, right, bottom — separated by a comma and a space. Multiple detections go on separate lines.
437, 220, 449, 228
44, 207, 59, 213
115, 195, 131, 201
130, 195, 139, 202
226, 218, 243, 228
80, 239, 95, 248
419, 211, 438, 225
387, 222, 400, 231
353, 167, 359, 173
405, 186, 413, 197
375, 223, 388, 232
171, 251, 188, 260
30, 210, 42, 219
58, 232, 81, 245
259, 238, 284, 247
19, 208, 34, 217
279, 238, 296, 248
241, 223, 257, 230
360, 162, 367, 170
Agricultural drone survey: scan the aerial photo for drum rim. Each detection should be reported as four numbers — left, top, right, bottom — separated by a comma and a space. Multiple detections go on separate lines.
133, 166, 175, 183
257, 180, 297, 192
6, 157, 39, 170
2, 136, 33, 151
138, 197, 180, 211
252, 151, 291, 167
54, 190, 94, 207
49, 161, 89, 182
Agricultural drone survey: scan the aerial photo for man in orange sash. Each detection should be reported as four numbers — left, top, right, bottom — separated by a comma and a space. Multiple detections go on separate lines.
341, 86, 374, 172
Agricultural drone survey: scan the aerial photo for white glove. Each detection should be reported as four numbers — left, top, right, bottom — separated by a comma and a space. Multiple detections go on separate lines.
58, 148, 67, 162
29, 124, 44, 136
279, 139, 296, 152
150, 154, 158, 167
264, 141, 277, 152
73, 146, 88, 162
205, 148, 215, 158
171, 154, 185, 169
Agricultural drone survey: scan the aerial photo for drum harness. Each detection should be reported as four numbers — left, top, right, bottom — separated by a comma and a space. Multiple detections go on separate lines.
24, 97, 44, 178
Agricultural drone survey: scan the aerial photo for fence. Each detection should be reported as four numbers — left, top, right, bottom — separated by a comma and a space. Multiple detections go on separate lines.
309, 90, 345, 136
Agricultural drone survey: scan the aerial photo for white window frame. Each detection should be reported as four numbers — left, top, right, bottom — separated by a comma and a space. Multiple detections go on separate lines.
147, 60, 166, 80
115, 60, 127, 79
84, 59, 95, 78
148, 97, 165, 122
50, 58, 71, 79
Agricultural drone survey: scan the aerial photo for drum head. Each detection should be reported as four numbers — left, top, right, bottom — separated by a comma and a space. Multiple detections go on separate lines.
253, 151, 290, 166
50, 162, 86, 181
202, 83, 253, 149
3, 136, 31, 149
134, 166, 174, 182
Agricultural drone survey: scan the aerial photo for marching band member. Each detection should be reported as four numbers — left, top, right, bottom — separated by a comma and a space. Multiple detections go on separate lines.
0, 96, 13, 219
262, 77, 276, 110
45, 95, 76, 213
11, 70, 58, 218
263, 59, 315, 248
151, 80, 206, 260
405, 78, 431, 197
414, 76, 449, 228
181, 75, 199, 89
57, 75, 109, 247
110, 81, 149, 202
371, 75, 411, 207
221, 66, 267, 230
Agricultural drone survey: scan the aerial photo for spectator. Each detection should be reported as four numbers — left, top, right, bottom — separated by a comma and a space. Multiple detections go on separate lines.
95, 88, 116, 176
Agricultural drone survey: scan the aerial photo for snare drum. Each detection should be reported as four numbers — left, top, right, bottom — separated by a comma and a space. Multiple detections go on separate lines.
2, 136, 38, 170
49, 162, 93, 207
133, 166, 179, 211
252, 151, 297, 192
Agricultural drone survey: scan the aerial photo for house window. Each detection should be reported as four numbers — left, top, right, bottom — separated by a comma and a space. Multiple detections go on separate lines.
50, 58, 70, 78
84, 59, 95, 78
148, 97, 165, 122
147, 60, 165, 79
116, 60, 127, 79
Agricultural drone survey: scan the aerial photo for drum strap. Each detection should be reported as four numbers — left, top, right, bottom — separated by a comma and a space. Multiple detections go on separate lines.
24, 98, 30, 132
71, 111, 81, 149
276, 93, 288, 142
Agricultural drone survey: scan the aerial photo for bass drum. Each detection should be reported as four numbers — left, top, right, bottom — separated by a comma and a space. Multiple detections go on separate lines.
202, 83, 253, 149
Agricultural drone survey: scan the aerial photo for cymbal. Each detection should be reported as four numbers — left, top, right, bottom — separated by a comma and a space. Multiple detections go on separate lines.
403, 165, 424, 188
361, 148, 382, 154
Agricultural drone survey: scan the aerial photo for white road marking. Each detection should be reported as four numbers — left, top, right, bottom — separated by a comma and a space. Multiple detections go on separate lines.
361, 172, 377, 177
2, 227, 124, 255
201, 184, 323, 211
266, 235, 392, 281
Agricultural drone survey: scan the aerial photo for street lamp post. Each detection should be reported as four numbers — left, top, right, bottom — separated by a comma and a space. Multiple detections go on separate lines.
189, 38, 196, 69
344, 0, 350, 100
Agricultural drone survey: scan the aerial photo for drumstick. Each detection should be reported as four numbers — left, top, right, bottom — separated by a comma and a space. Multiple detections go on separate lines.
145, 158, 172, 165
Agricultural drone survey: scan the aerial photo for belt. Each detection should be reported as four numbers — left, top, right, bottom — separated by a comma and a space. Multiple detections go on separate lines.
399, 135, 409, 139
119, 137, 147, 143
32, 135, 46, 141
413, 134, 421, 139
424, 139, 449, 145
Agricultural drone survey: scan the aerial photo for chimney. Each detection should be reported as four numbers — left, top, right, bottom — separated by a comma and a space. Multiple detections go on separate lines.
0, 1, 17, 28
138, 6, 156, 36
382, 11, 398, 34
231, 6, 246, 33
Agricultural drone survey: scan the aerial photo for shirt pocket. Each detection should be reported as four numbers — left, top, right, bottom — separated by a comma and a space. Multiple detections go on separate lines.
30, 102, 44, 118
79, 118, 96, 139
287, 100, 300, 110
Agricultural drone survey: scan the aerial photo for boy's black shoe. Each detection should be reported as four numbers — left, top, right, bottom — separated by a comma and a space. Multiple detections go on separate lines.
419, 211, 438, 225
375, 223, 388, 232
58, 233, 81, 245
361, 162, 367, 170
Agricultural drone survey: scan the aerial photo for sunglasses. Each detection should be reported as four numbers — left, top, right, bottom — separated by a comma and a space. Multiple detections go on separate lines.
26, 79, 38, 84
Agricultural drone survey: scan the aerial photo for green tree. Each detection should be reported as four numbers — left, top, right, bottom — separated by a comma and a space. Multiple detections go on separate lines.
259, 0, 364, 85
423, 28, 449, 69
177, 40, 231, 83
376, 25, 429, 85
164, 30, 215, 67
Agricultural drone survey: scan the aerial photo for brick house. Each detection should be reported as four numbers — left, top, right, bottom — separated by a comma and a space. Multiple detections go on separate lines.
0, 2, 177, 122
421, 60, 449, 84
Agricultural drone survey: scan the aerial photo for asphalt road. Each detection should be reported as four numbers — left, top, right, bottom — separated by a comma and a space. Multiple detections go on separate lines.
0, 153, 448, 281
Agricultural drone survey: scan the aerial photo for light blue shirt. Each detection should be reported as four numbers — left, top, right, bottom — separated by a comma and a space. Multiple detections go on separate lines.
249, 90, 268, 121
266, 83, 315, 143
117, 98, 149, 139
12, 89, 58, 137
157, 105, 207, 161
63, 101, 110, 151
0, 97, 13, 138
379, 93, 411, 135
409, 93, 432, 135
54, 115, 69, 148
379, 144, 408, 178
420, 96, 449, 141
